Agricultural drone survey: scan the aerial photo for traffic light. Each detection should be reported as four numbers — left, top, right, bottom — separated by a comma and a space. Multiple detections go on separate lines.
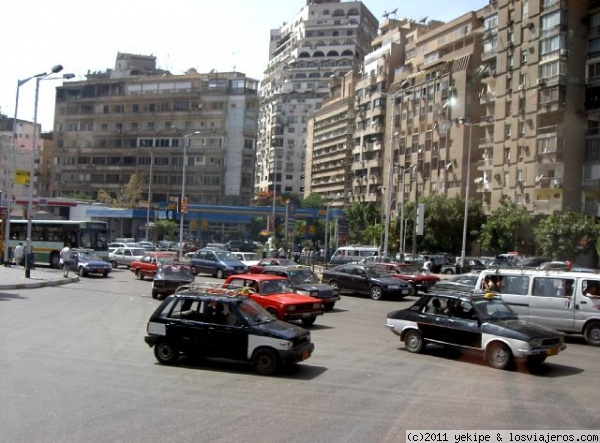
181, 197, 188, 214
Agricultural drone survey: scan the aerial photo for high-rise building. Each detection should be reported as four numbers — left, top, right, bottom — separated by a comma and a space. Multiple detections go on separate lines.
255, 0, 378, 199
51, 53, 259, 207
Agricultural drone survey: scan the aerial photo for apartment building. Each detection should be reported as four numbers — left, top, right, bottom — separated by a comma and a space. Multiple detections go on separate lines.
305, 0, 595, 220
51, 53, 259, 207
255, 0, 378, 199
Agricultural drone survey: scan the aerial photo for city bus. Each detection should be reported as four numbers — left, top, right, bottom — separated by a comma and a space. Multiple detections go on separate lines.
7, 220, 109, 268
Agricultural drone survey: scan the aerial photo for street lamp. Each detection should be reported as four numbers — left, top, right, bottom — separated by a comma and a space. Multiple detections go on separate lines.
25, 65, 65, 278
382, 91, 400, 258
176, 130, 201, 260
397, 165, 415, 262
459, 117, 474, 269
145, 148, 154, 242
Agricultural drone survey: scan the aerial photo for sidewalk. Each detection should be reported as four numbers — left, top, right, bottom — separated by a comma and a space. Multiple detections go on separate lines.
0, 264, 78, 290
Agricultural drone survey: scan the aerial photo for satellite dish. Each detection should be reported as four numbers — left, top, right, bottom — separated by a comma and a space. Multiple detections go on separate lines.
535, 174, 544, 183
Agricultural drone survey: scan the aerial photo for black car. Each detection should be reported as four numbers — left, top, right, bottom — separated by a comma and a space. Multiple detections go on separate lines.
261, 265, 340, 311
385, 290, 566, 370
151, 261, 195, 300
66, 248, 111, 277
144, 287, 314, 375
322, 264, 413, 300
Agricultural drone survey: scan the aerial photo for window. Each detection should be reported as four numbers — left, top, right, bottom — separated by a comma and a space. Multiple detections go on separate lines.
505, 124, 512, 139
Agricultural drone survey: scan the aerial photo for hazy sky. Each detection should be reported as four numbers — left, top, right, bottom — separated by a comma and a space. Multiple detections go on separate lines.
2, 0, 487, 131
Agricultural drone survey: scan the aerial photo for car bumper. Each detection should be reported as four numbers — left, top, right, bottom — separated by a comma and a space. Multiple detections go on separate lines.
516, 343, 567, 358
284, 311, 324, 321
278, 342, 315, 364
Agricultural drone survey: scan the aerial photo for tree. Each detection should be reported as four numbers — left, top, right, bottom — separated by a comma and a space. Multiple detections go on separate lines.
152, 220, 178, 243
344, 202, 381, 245
96, 189, 112, 205
479, 201, 534, 255
113, 173, 145, 208
301, 193, 324, 209
534, 211, 598, 261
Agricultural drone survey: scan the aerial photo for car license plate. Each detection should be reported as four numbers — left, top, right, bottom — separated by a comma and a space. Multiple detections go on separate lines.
546, 347, 559, 356
401, 290, 409, 295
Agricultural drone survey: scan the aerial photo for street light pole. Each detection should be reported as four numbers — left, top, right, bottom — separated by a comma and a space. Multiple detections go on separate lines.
383, 92, 397, 258
398, 165, 413, 262
25, 65, 64, 278
145, 148, 154, 242
460, 118, 474, 269
178, 131, 201, 260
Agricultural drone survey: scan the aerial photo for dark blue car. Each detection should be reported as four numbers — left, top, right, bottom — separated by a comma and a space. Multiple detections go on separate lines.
189, 248, 247, 279
67, 248, 111, 277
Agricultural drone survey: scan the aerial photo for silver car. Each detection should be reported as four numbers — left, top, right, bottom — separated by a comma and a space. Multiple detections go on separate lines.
109, 247, 147, 269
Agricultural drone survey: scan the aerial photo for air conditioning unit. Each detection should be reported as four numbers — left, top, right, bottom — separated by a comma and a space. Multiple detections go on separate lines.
518, 83, 526, 90
560, 49, 569, 56
536, 78, 546, 86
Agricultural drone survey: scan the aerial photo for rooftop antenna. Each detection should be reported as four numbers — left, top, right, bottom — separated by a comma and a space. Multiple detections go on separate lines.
419, 16, 428, 23
390, 8, 398, 18
231, 51, 239, 71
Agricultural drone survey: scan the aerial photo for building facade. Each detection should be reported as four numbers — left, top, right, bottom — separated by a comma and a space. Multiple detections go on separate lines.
50, 53, 259, 208
255, 0, 378, 200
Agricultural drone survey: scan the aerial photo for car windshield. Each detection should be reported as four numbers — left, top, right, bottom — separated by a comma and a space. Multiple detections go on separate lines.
79, 251, 102, 261
243, 253, 259, 261
288, 270, 319, 284
473, 298, 518, 321
131, 248, 146, 256
260, 279, 294, 294
236, 298, 274, 324
157, 264, 192, 278
364, 266, 391, 278
215, 251, 237, 261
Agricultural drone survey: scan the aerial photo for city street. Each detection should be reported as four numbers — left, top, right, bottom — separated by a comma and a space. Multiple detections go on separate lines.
0, 269, 598, 443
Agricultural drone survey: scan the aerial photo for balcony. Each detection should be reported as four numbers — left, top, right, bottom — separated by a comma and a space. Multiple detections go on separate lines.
533, 198, 563, 214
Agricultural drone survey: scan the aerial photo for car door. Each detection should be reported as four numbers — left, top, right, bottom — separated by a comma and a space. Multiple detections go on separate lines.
445, 300, 483, 350
333, 266, 355, 291
416, 296, 452, 343
528, 276, 575, 331
166, 299, 210, 355
201, 302, 248, 360
351, 267, 372, 295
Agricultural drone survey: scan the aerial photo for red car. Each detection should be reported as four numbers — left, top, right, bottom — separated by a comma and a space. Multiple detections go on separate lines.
375, 263, 440, 293
248, 258, 298, 273
223, 273, 325, 327
129, 251, 178, 280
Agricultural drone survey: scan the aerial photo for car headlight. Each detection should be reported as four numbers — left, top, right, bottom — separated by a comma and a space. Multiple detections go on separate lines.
279, 340, 293, 349
313, 303, 323, 309
529, 339, 543, 348
388, 285, 399, 289
296, 289, 310, 296
286, 305, 297, 312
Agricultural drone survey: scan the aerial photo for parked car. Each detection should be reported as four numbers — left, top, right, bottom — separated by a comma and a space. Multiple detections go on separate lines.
65, 248, 111, 278
223, 273, 325, 327
108, 247, 147, 269
248, 257, 297, 273
108, 241, 138, 249
519, 256, 551, 268
144, 288, 314, 375
373, 263, 440, 293
189, 248, 247, 279
151, 261, 195, 300
129, 251, 178, 280
322, 264, 414, 300
136, 241, 156, 251
385, 291, 566, 370
460, 258, 488, 272
226, 240, 256, 252
232, 252, 260, 267
260, 265, 341, 311
433, 273, 480, 291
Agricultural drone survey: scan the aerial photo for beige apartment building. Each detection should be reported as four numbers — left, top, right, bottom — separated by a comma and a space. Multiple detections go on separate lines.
256, 0, 378, 200
50, 53, 258, 207
305, 0, 596, 219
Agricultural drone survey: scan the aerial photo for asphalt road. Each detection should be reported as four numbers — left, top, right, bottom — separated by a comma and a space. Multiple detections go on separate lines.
0, 268, 598, 443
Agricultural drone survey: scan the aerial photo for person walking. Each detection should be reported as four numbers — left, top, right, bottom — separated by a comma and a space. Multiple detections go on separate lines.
13, 242, 24, 267
60, 243, 71, 277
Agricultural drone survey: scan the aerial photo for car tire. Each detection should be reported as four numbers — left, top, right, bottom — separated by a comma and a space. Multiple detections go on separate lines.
216, 269, 224, 279
136, 269, 144, 281
151, 289, 158, 299
102, 271, 109, 278
323, 302, 335, 311
190, 266, 198, 276
584, 322, 600, 346
410, 282, 418, 295
266, 307, 279, 319
301, 316, 316, 327
444, 269, 454, 274
154, 340, 179, 365
404, 329, 424, 353
328, 280, 339, 290
369, 285, 384, 300
487, 342, 513, 370
252, 348, 279, 376
78, 267, 86, 277
110, 261, 118, 269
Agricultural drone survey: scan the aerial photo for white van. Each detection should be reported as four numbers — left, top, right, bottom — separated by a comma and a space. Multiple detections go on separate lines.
330, 246, 380, 265
475, 269, 600, 346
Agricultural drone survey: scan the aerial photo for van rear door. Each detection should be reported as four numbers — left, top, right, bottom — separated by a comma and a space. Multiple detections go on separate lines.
528, 276, 575, 331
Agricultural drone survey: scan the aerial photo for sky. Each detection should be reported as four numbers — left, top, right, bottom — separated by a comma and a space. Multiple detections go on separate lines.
2, 0, 487, 132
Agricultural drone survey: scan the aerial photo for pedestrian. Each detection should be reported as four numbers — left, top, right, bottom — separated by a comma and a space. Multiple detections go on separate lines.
13, 242, 24, 267
422, 256, 432, 273
60, 243, 71, 277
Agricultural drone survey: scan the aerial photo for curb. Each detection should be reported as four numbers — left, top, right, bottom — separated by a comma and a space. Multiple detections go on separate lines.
0, 275, 80, 290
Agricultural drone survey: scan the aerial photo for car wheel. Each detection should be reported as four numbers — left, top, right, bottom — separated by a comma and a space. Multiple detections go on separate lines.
266, 308, 279, 319
136, 269, 144, 281
78, 267, 86, 277
444, 269, 454, 275
323, 302, 335, 311
110, 261, 118, 269
301, 316, 316, 327
154, 340, 179, 365
252, 348, 279, 376
487, 342, 513, 370
404, 330, 424, 353
216, 269, 224, 279
102, 271, 109, 278
410, 282, 418, 295
584, 322, 600, 346
328, 280, 339, 290
190, 266, 198, 276
370, 285, 384, 300
151, 289, 158, 299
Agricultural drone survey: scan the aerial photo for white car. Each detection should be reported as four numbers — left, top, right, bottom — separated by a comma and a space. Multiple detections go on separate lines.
233, 252, 260, 267
109, 247, 147, 269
